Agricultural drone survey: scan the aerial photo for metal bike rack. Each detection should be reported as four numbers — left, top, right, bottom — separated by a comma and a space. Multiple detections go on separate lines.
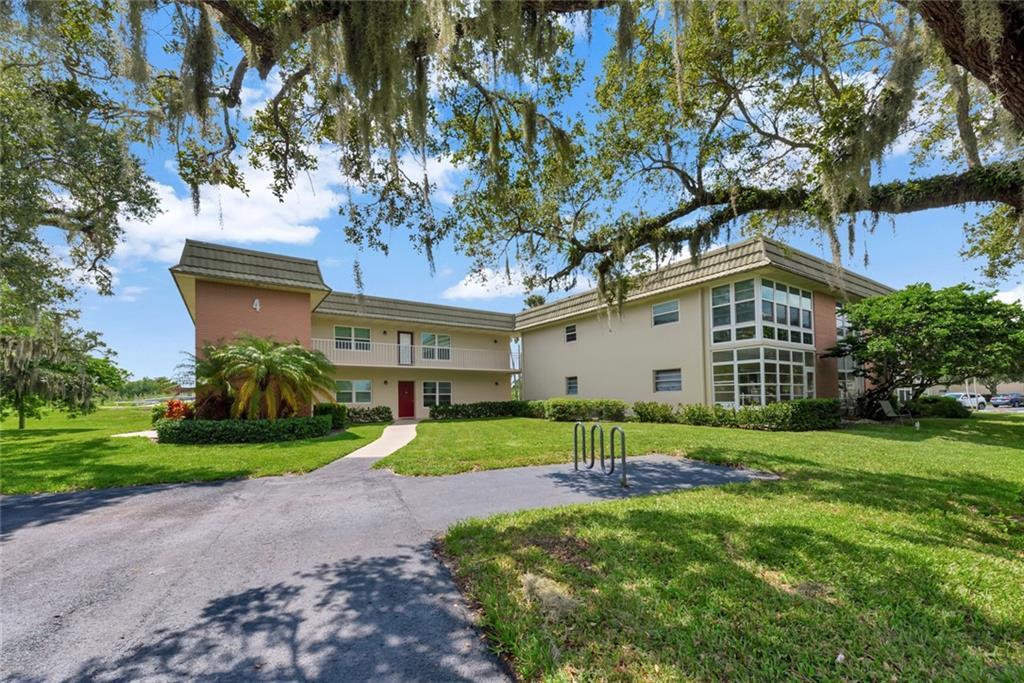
574, 422, 627, 487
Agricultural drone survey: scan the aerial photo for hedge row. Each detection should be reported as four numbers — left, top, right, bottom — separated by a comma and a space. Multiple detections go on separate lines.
347, 405, 394, 423
313, 402, 348, 429
155, 415, 332, 444
903, 395, 970, 418
633, 399, 841, 431
429, 400, 544, 420
429, 398, 628, 422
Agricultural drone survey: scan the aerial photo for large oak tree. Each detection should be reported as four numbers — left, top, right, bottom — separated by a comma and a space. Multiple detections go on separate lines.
4, 0, 1023, 302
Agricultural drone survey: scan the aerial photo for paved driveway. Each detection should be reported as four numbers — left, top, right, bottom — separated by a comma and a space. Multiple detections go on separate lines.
2, 426, 773, 682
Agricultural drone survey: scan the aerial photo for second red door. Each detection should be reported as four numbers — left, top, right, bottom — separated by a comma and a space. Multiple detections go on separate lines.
398, 381, 415, 419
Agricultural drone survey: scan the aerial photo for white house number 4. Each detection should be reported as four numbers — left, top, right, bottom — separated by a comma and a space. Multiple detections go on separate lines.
252, 298, 261, 312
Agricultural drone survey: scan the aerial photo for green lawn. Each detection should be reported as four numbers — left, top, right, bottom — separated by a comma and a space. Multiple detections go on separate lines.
440, 414, 1024, 680
377, 417, 714, 475
1, 407, 386, 494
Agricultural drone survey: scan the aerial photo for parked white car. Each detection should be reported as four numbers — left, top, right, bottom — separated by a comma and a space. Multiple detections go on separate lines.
943, 392, 987, 410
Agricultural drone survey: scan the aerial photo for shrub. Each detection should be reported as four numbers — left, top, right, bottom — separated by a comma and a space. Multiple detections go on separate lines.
904, 395, 970, 418
636, 398, 841, 431
430, 400, 535, 420
525, 400, 547, 418
155, 415, 332, 444
164, 399, 192, 420
313, 402, 348, 429
347, 405, 394, 423
678, 403, 735, 427
542, 398, 629, 422
632, 401, 677, 423
151, 401, 168, 425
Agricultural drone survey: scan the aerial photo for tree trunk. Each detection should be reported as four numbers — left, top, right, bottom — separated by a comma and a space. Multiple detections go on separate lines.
17, 396, 26, 430
915, 1, 1024, 130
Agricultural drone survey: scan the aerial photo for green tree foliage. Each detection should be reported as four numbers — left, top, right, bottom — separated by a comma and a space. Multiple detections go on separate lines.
1, 2, 159, 313
0, 310, 119, 429
196, 336, 335, 420
115, 376, 178, 400
827, 284, 1024, 415
4, 1, 1023, 303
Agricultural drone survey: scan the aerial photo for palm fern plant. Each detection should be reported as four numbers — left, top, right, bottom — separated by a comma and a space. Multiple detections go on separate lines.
196, 336, 335, 420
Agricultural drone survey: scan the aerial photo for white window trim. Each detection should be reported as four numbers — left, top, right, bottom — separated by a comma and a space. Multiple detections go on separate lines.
564, 324, 577, 343
651, 299, 680, 327
422, 380, 453, 408
653, 368, 683, 393
335, 325, 372, 351
420, 331, 452, 361
709, 276, 815, 349
565, 376, 579, 395
710, 346, 816, 406
336, 379, 373, 404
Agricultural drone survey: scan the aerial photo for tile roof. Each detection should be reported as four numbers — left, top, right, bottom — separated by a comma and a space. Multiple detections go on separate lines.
315, 291, 516, 332
171, 240, 330, 292
513, 237, 893, 330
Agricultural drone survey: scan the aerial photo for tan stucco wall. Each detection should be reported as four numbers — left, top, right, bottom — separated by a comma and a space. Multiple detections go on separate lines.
813, 292, 839, 399
311, 314, 510, 352
520, 289, 707, 404
317, 367, 512, 419
195, 280, 312, 350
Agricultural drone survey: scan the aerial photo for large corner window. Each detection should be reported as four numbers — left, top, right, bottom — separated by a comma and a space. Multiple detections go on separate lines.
711, 277, 814, 347
335, 326, 371, 351
652, 300, 680, 326
712, 347, 815, 406
336, 379, 372, 404
423, 381, 452, 407
711, 279, 757, 343
420, 332, 451, 360
760, 279, 813, 346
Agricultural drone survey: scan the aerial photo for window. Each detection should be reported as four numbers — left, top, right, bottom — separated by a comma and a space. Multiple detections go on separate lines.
335, 326, 371, 351
654, 369, 682, 392
566, 376, 579, 395
711, 346, 815, 406
336, 379, 371, 403
421, 332, 451, 360
565, 324, 577, 343
652, 300, 680, 326
423, 381, 452, 407
758, 279, 814, 346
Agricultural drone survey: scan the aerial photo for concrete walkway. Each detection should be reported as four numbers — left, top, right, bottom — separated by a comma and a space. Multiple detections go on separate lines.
1, 423, 774, 682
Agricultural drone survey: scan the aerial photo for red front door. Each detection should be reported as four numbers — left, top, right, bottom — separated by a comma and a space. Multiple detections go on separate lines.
398, 381, 415, 419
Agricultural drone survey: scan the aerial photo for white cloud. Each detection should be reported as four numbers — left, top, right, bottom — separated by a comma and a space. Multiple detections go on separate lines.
441, 268, 527, 300
441, 267, 595, 301
116, 147, 345, 263
996, 283, 1024, 305
117, 285, 148, 302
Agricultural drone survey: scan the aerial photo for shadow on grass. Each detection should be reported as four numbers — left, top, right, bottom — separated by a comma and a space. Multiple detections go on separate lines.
448, 506, 1024, 679
6, 543, 508, 682
841, 414, 1024, 450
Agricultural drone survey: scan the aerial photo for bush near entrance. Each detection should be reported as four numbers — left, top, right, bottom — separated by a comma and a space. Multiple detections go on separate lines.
634, 399, 841, 431
347, 405, 393, 423
155, 415, 332, 444
430, 398, 628, 422
313, 402, 348, 429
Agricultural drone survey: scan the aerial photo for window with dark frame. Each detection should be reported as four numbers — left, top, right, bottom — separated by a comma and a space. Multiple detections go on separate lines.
565, 324, 577, 343
652, 300, 680, 326
566, 376, 579, 395
654, 369, 682, 392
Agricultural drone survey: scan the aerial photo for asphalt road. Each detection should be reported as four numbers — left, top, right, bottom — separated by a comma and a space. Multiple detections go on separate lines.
2, 437, 773, 682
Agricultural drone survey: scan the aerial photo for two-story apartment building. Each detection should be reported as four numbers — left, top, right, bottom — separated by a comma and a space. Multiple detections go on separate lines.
171, 241, 517, 419
171, 237, 891, 418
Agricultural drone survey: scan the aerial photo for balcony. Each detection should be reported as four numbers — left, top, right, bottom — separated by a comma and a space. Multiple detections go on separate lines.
312, 338, 520, 372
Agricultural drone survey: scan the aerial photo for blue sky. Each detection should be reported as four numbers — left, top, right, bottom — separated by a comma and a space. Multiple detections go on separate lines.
71, 10, 1023, 379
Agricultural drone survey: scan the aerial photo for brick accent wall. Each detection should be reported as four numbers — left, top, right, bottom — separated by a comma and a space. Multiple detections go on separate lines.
194, 280, 312, 351
813, 292, 839, 399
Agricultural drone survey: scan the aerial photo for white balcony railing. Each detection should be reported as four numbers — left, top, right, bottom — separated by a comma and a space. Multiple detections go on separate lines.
312, 338, 520, 371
